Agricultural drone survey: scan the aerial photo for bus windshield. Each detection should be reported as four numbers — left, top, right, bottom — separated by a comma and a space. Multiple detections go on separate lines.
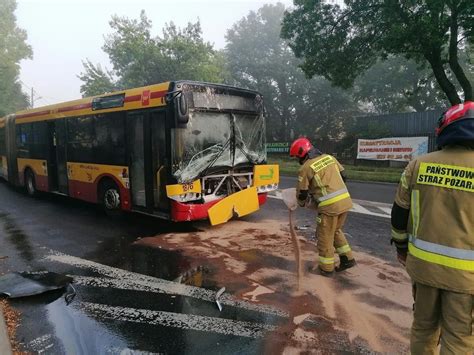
172, 111, 266, 183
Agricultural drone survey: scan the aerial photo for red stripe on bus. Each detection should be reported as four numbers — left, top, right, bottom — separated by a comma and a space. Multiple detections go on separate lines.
150, 90, 167, 99
57, 103, 92, 113
16, 110, 51, 119
124, 95, 142, 103
170, 193, 268, 222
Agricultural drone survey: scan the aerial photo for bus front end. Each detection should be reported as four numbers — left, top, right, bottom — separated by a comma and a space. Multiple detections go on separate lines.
166, 82, 278, 225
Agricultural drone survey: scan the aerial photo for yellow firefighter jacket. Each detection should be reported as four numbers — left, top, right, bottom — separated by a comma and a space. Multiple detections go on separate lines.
296, 154, 353, 215
394, 145, 474, 294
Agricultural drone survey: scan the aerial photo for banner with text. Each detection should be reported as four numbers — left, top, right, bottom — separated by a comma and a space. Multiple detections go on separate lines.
357, 137, 428, 161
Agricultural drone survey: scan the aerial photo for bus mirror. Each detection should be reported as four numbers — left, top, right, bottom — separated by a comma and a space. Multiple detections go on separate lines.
176, 94, 189, 125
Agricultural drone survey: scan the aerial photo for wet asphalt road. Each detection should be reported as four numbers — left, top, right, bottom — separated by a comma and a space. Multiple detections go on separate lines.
0, 178, 397, 354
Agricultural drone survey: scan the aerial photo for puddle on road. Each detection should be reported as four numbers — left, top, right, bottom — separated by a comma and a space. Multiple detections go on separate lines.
127, 244, 219, 289
0, 211, 36, 262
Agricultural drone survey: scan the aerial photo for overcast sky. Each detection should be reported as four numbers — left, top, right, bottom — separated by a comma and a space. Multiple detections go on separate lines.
16, 0, 293, 107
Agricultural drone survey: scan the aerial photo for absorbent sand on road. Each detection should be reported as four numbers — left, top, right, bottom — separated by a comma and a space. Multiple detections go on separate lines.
135, 218, 412, 353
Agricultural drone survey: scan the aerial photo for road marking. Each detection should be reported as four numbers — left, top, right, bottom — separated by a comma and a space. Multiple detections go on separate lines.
269, 191, 391, 219
379, 207, 392, 215
26, 334, 54, 353
80, 302, 276, 338
44, 250, 287, 318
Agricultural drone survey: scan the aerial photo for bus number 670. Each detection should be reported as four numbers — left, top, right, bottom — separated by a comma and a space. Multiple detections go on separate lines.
182, 183, 194, 192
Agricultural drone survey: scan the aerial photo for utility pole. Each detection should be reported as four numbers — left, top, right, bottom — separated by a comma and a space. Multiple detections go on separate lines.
30, 88, 42, 108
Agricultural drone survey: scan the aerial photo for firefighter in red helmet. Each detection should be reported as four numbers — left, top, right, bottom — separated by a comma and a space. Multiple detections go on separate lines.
290, 137, 356, 276
391, 101, 474, 353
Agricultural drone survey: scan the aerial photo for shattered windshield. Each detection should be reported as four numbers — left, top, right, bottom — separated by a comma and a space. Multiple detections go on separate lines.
172, 111, 266, 183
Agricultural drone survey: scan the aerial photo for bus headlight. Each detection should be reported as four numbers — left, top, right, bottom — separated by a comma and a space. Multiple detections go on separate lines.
257, 183, 278, 193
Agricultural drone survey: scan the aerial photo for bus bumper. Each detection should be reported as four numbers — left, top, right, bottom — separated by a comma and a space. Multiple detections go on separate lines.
170, 193, 267, 223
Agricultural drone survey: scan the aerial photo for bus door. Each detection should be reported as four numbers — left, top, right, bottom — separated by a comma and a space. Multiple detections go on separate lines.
127, 110, 169, 213
47, 120, 68, 193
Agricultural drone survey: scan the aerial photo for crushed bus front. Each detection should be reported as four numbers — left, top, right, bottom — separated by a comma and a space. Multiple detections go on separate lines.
166, 164, 279, 224
166, 82, 278, 225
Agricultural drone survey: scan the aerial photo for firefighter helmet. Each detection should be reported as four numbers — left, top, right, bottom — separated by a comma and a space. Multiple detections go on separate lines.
290, 137, 313, 158
437, 101, 474, 148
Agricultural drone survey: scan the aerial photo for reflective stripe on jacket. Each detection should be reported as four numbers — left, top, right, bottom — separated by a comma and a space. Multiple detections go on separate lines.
394, 146, 474, 293
296, 154, 352, 215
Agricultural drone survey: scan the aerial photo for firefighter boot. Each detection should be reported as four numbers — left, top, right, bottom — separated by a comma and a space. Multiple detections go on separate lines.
336, 255, 356, 272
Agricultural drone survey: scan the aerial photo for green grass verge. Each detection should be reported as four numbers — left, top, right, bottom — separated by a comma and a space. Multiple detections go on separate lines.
268, 157, 403, 183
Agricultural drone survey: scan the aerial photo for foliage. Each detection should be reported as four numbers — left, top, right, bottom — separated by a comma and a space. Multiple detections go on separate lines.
79, 11, 228, 97
282, 0, 474, 105
78, 60, 116, 97
225, 3, 358, 142
0, 0, 32, 115
354, 56, 449, 113
268, 156, 403, 182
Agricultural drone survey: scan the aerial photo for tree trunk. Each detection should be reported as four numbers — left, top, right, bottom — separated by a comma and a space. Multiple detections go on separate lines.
448, 11, 473, 101
278, 79, 291, 142
426, 49, 461, 105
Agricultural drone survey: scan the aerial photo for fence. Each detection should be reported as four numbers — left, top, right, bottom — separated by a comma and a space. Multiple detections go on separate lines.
353, 110, 442, 153
266, 109, 444, 165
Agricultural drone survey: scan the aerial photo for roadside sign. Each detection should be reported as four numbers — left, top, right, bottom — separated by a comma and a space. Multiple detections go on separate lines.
266, 142, 289, 153
357, 137, 428, 161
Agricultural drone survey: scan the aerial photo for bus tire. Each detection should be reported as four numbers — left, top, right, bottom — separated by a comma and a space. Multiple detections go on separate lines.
99, 179, 122, 214
25, 169, 37, 196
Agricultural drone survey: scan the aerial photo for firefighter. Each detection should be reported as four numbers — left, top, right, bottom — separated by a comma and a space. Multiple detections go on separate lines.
391, 101, 474, 354
290, 138, 356, 277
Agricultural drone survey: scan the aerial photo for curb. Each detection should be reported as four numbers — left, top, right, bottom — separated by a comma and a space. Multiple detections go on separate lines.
0, 309, 12, 355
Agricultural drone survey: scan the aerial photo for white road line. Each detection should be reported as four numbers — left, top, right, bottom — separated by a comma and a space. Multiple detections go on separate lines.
44, 250, 287, 317
350, 204, 390, 219
268, 192, 390, 219
379, 207, 392, 215
26, 334, 54, 353
80, 302, 276, 339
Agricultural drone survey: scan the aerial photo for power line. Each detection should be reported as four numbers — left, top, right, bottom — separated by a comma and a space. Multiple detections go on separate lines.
19, 80, 55, 107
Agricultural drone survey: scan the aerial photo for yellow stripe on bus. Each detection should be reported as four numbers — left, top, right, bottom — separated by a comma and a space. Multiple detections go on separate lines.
67, 162, 129, 187
14, 82, 170, 124
166, 180, 202, 197
0, 156, 7, 178
17, 158, 48, 177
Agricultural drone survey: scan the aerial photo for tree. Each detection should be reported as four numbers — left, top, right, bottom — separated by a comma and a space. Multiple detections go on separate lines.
79, 11, 228, 96
78, 60, 116, 97
0, 0, 32, 115
354, 56, 448, 113
225, 3, 358, 141
282, 0, 474, 105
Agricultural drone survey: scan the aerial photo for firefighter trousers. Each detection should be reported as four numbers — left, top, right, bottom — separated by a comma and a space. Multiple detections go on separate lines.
411, 282, 474, 354
316, 212, 353, 272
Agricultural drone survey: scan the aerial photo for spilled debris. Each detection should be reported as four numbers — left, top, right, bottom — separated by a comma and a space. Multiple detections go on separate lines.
215, 287, 226, 311
0, 271, 73, 298
135, 219, 412, 353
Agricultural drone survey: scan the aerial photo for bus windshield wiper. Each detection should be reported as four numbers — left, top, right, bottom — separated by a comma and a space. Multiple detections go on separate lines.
199, 137, 231, 178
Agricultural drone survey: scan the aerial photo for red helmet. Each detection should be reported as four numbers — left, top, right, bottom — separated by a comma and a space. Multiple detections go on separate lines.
436, 101, 474, 136
436, 101, 474, 148
290, 137, 313, 158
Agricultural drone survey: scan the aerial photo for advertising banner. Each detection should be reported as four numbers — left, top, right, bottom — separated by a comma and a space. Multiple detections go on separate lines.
357, 137, 428, 161
266, 142, 290, 154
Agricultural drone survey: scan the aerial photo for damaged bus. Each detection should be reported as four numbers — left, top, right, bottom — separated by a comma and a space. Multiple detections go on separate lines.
0, 81, 278, 225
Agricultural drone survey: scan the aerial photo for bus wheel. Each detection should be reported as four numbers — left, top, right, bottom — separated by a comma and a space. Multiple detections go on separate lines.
100, 180, 121, 212
25, 170, 37, 196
